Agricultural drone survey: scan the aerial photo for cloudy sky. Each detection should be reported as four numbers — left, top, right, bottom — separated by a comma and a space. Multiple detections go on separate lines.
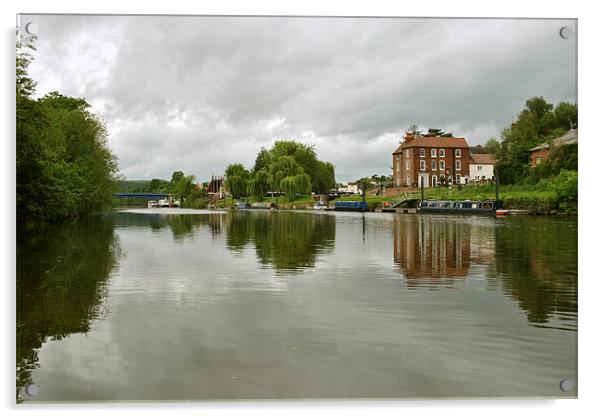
21, 15, 577, 183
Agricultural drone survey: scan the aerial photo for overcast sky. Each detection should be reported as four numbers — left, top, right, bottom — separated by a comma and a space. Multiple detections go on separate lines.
21, 15, 577, 183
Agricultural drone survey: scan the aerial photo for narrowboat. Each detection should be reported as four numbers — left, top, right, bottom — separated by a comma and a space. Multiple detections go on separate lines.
334, 201, 369, 212
418, 199, 503, 214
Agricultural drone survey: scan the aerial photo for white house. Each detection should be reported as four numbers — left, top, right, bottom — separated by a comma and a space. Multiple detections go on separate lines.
469, 154, 495, 182
338, 182, 359, 194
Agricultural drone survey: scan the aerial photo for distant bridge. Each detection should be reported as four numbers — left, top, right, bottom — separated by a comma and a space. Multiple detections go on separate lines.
114, 192, 169, 200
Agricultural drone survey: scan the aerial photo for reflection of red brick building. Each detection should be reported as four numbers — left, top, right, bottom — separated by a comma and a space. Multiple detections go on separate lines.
392, 133, 470, 188
393, 216, 470, 287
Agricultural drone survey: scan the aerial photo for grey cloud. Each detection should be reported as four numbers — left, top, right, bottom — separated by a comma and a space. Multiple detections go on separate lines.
24, 15, 576, 182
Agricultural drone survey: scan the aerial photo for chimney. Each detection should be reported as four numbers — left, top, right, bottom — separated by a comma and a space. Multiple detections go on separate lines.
403, 132, 414, 143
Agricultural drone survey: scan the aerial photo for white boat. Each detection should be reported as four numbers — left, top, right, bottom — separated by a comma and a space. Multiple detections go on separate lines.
147, 200, 158, 208
313, 201, 327, 210
158, 198, 170, 207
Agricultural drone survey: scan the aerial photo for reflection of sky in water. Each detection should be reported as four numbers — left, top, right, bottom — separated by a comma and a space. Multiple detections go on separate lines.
18, 211, 577, 401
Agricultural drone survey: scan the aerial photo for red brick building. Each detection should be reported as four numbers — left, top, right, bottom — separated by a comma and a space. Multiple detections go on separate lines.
392, 133, 470, 188
529, 129, 578, 167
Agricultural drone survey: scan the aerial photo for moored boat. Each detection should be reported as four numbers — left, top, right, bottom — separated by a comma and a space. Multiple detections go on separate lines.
334, 201, 369, 212
418, 199, 503, 214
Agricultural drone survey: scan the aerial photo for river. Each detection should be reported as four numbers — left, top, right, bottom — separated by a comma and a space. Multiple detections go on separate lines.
16, 209, 577, 401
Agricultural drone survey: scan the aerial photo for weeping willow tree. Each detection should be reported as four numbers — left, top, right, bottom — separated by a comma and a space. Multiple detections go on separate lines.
226, 175, 248, 199
251, 168, 270, 200
280, 173, 311, 201
224, 140, 336, 202
269, 156, 303, 196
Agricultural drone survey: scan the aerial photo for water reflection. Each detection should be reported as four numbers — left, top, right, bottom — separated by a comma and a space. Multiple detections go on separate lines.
16, 216, 119, 402
225, 211, 336, 273
489, 217, 578, 328
112, 210, 225, 241
392, 214, 577, 330
393, 216, 474, 287
16, 211, 577, 401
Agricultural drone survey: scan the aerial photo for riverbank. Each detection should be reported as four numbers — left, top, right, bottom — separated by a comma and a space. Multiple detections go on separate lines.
193, 183, 576, 215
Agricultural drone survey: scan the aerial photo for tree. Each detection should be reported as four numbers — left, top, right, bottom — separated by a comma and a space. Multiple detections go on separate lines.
171, 174, 196, 200
170, 171, 184, 184
423, 128, 453, 137
495, 97, 577, 184
406, 124, 422, 136
224, 163, 250, 199
357, 177, 372, 202
17, 41, 119, 223
484, 138, 501, 157
251, 168, 270, 199
223, 140, 336, 200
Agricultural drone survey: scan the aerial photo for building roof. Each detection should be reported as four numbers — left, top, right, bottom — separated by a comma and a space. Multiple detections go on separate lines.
530, 129, 578, 152
393, 136, 469, 154
470, 153, 495, 165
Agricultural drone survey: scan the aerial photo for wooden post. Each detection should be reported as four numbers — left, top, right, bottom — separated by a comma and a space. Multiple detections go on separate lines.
495, 170, 500, 201
420, 176, 424, 201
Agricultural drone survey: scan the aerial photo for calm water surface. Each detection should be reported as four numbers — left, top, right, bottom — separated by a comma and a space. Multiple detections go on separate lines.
17, 209, 577, 401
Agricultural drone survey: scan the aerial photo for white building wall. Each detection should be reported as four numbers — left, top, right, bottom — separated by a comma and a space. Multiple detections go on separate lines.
469, 163, 495, 181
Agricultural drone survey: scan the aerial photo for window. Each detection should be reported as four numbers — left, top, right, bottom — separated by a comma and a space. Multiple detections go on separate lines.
420, 160, 426, 171
477, 165, 482, 171
405, 160, 410, 170
535, 157, 542, 165
396, 154, 400, 160
439, 149, 445, 157
396, 161, 400, 172
455, 149, 461, 157
406, 149, 411, 159
455, 160, 461, 170
431, 160, 437, 170
456, 174, 461, 184
439, 160, 445, 170
431, 149, 437, 157
419, 148, 425, 157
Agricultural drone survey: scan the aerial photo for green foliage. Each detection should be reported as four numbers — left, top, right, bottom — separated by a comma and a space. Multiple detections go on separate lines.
170, 174, 196, 200
484, 137, 501, 157
17, 215, 118, 401
250, 168, 270, 199
224, 140, 336, 200
224, 163, 250, 199
16, 35, 37, 98
496, 97, 577, 185
170, 171, 184, 184
17, 63, 118, 222
423, 128, 452, 137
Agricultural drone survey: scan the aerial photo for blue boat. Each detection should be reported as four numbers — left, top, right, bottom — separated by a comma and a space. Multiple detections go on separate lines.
418, 199, 503, 214
334, 201, 369, 212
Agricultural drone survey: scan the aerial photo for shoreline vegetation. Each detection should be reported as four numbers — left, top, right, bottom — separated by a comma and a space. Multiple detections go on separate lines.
18, 32, 577, 221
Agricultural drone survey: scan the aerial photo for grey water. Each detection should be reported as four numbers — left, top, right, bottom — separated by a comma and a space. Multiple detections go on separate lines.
16, 209, 577, 402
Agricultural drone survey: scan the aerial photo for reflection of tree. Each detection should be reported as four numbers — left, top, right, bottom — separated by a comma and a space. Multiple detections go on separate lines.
112, 211, 226, 241
16, 216, 119, 402
225, 211, 336, 272
489, 218, 577, 326
393, 216, 472, 287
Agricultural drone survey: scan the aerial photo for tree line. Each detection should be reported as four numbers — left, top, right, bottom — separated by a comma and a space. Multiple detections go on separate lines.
224, 140, 336, 201
17, 37, 118, 223
485, 97, 577, 185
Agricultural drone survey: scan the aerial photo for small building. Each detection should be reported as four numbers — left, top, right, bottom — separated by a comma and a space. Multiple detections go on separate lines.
530, 129, 578, 167
392, 133, 470, 188
469, 153, 495, 182
338, 182, 359, 194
